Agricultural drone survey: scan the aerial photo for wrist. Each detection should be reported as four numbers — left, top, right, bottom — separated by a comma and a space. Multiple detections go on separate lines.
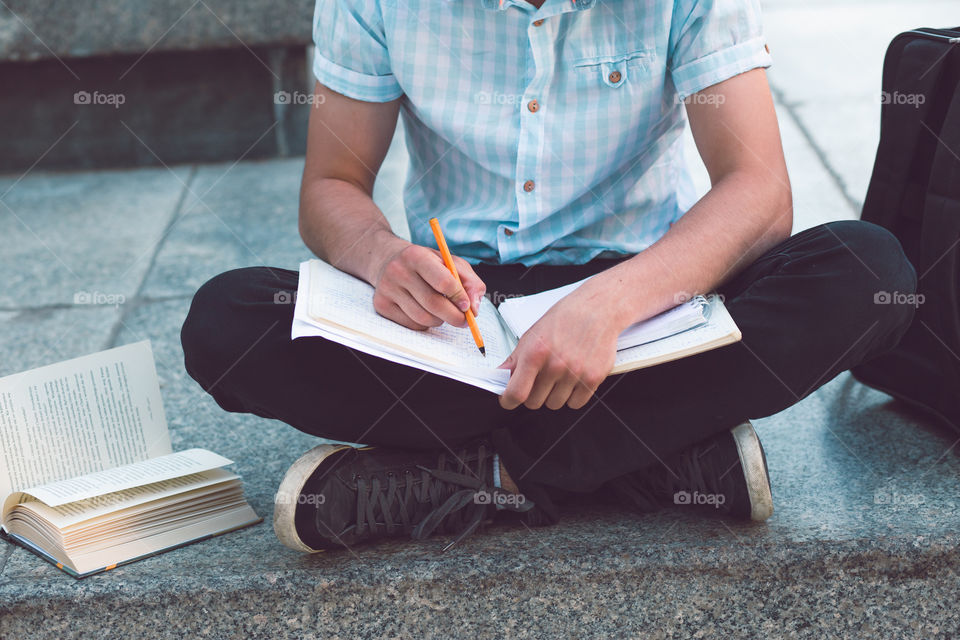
365, 229, 409, 286
577, 272, 637, 334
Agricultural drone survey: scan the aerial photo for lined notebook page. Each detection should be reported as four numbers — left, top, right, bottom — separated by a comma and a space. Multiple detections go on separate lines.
306, 260, 513, 368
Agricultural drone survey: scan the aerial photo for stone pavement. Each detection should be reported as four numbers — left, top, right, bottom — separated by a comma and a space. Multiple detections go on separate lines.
2, 1, 960, 638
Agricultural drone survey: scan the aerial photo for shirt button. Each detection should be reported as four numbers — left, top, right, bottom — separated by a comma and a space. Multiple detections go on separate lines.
608, 70, 622, 84
532, 19, 544, 26
527, 99, 539, 113
523, 180, 535, 193
504, 228, 515, 236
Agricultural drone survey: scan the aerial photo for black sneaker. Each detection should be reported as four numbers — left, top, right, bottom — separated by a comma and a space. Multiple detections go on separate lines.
274, 440, 533, 552
607, 421, 774, 521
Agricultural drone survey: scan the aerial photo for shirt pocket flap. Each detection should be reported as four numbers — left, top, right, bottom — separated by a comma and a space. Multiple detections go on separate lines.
573, 50, 654, 88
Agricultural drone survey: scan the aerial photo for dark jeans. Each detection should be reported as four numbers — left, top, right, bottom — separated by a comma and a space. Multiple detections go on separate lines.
181, 221, 917, 520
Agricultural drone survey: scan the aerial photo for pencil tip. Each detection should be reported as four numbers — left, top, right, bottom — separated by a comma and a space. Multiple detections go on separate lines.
479, 347, 486, 356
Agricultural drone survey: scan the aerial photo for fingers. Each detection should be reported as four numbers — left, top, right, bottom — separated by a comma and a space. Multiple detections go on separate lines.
567, 383, 597, 410
375, 244, 485, 329
419, 254, 472, 313
373, 298, 430, 331
453, 257, 487, 316
499, 357, 538, 410
505, 372, 598, 410
394, 290, 443, 329
499, 342, 603, 410
523, 358, 567, 410
545, 376, 579, 410
407, 276, 468, 327
567, 369, 604, 410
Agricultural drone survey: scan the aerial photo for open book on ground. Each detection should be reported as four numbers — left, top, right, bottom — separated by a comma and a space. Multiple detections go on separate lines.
292, 259, 741, 394
0, 341, 261, 579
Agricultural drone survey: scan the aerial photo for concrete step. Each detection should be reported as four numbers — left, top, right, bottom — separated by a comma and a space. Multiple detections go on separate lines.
2, 372, 959, 638
2, 150, 958, 638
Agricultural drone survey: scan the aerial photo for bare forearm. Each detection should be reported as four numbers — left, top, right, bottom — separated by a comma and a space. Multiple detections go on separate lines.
299, 177, 408, 285
500, 69, 793, 410
591, 169, 793, 331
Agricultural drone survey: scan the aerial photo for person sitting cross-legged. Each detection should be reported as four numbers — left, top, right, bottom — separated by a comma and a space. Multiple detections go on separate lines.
181, 0, 917, 552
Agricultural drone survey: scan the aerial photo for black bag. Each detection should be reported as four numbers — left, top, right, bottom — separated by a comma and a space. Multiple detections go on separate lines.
851, 28, 960, 430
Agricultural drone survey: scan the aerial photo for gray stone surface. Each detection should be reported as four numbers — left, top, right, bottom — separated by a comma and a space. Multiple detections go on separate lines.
683, 95, 856, 234
0, 165, 189, 308
0, 0, 314, 62
3, 2, 960, 638
140, 157, 312, 298
777, 108, 858, 231
0, 306, 120, 377
763, 0, 959, 209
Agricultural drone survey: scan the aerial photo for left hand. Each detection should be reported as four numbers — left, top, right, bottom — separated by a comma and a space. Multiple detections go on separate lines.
498, 280, 625, 410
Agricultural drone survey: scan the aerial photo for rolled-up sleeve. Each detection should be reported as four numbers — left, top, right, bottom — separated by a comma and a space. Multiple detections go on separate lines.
668, 0, 772, 100
312, 0, 403, 102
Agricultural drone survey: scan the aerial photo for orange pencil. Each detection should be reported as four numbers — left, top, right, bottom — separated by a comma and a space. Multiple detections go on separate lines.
429, 217, 486, 356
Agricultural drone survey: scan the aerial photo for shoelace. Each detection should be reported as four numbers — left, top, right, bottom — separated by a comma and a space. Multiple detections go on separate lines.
660, 441, 737, 505
611, 440, 737, 513
351, 444, 527, 550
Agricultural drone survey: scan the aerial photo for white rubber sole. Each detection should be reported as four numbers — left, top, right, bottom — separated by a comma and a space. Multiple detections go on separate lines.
273, 443, 355, 553
730, 422, 774, 522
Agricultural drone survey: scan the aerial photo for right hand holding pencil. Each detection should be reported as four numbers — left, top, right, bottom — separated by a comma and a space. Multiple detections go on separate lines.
370, 238, 486, 331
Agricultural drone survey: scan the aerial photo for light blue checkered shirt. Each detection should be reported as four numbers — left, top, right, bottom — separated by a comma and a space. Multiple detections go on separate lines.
313, 0, 772, 266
